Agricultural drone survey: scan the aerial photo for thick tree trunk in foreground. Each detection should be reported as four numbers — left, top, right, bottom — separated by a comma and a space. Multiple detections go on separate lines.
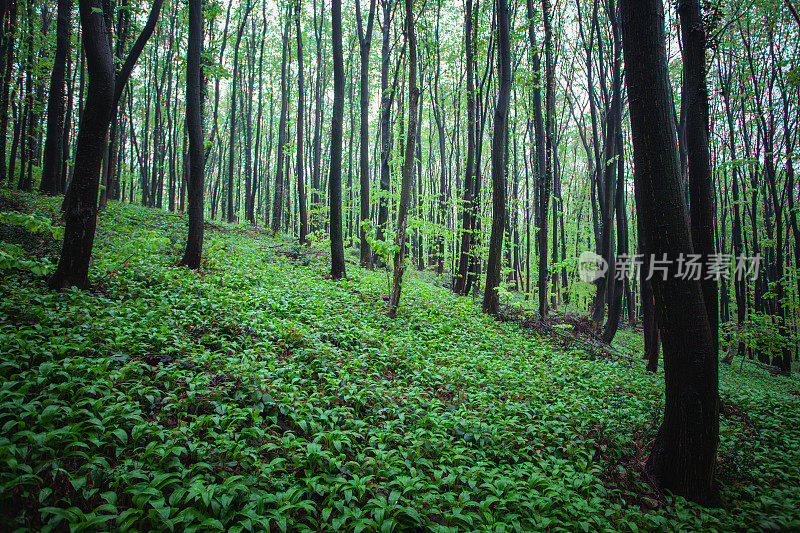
387, 0, 419, 318
40, 0, 71, 195
50, 0, 162, 289
178, 0, 204, 269
620, 0, 719, 506
329, 0, 346, 279
481, 0, 511, 315
679, 0, 718, 355
48, 0, 114, 290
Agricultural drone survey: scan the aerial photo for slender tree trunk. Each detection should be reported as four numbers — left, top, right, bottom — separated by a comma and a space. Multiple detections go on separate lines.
329, 0, 346, 279
272, 9, 291, 232
482, 0, 511, 315
679, 0, 718, 355
227, 0, 254, 223
296, 0, 308, 243
453, 0, 476, 294
0, 0, 17, 184
537, 0, 554, 317
387, 0, 418, 317
40, 0, 72, 195
356, 0, 376, 266
179, 0, 204, 268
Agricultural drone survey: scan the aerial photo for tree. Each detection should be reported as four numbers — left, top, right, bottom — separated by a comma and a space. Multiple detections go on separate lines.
355, 0, 377, 266
271, 8, 291, 232
620, 0, 719, 505
537, 0, 554, 317
39, 0, 71, 196
296, 0, 309, 243
452, 0, 476, 295
49, 0, 163, 290
48, 0, 115, 290
387, 0, 419, 318
482, 0, 511, 315
679, 0, 718, 355
178, 0, 205, 269
227, 0, 254, 223
329, 0, 346, 280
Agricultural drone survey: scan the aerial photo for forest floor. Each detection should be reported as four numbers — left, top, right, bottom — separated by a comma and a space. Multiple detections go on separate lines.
1, 190, 799, 532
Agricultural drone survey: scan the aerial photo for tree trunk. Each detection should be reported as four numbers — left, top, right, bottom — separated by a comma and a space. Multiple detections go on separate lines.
620, 0, 719, 506
40, 0, 72, 195
178, 0, 204, 269
0, 0, 17, 184
537, 0, 554, 317
271, 9, 291, 232
679, 0, 718, 355
481, 0, 511, 315
329, 0, 346, 279
296, 0, 308, 243
356, 0, 376, 266
453, 0, 476, 295
48, 0, 114, 290
227, 0, 254, 223
387, 0, 418, 318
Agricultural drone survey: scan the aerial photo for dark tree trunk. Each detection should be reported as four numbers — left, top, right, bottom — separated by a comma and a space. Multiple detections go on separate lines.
40, 0, 72, 195
178, 0, 204, 269
227, 0, 254, 223
329, 0, 346, 279
482, 0, 511, 315
387, 0, 418, 318
620, 0, 719, 506
271, 9, 291, 232
0, 0, 17, 184
453, 0, 476, 295
679, 0, 718, 355
356, 0, 376, 266
377, 0, 394, 242
600, 0, 625, 343
48, 0, 114, 290
17, 0, 33, 191
296, 0, 308, 243
50, 0, 163, 289
537, 0, 554, 317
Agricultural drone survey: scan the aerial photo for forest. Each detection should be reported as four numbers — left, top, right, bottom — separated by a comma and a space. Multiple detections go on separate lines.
0, 0, 799, 529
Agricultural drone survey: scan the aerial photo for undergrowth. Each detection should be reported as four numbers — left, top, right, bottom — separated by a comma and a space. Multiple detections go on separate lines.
1, 191, 798, 532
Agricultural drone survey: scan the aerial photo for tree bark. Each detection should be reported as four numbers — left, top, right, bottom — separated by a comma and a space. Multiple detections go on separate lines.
178, 0, 204, 269
452, 0, 476, 295
271, 9, 291, 232
296, 0, 308, 243
620, 0, 719, 506
482, 0, 511, 315
40, 0, 72, 195
387, 0, 418, 318
356, 0, 376, 266
48, 0, 114, 290
329, 0, 346, 279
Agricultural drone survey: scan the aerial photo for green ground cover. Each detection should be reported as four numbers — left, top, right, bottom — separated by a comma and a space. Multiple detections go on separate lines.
1, 191, 798, 532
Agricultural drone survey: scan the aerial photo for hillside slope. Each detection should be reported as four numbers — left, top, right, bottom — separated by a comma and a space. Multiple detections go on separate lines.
1, 192, 798, 532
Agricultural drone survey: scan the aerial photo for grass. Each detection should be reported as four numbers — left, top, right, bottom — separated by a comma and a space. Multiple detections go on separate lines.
1, 190, 799, 532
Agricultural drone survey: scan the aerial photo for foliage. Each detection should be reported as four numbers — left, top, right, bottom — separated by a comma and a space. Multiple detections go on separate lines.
0, 192, 799, 532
